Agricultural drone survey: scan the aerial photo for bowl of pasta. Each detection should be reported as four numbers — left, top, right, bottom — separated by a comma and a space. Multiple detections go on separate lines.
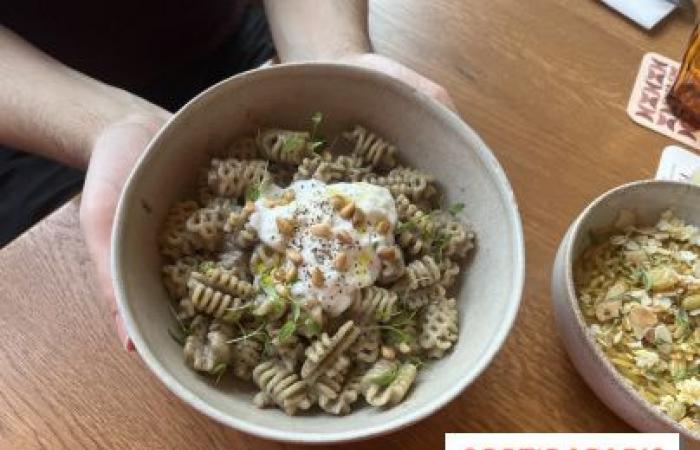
112, 63, 525, 443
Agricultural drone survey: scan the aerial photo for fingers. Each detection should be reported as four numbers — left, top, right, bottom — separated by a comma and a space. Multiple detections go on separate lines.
416, 77, 458, 112
81, 199, 134, 351
339, 53, 458, 112
80, 118, 165, 351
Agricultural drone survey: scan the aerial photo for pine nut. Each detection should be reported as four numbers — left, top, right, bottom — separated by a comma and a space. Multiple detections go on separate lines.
330, 194, 346, 210
377, 246, 397, 261
286, 249, 303, 265
334, 252, 348, 271
310, 221, 332, 238
352, 209, 365, 228
337, 230, 354, 244
276, 217, 296, 236
275, 284, 289, 297
311, 267, 325, 287
272, 268, 285, 282
282, 190, 296, 202
397, 342, 411, 354
381, 346, 396, 360
243, 201, 256, 214
310, 304, 324, 326
340, 201, 356, 219
285, 265, 298, 283
683, 294, 700, 311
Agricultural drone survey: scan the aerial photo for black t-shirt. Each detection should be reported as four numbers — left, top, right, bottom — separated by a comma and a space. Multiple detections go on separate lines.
0, 1, 275, 248
1, 0, 244, 90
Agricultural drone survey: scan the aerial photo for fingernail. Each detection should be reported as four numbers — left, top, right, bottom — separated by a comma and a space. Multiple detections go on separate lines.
116, 313, 135, 351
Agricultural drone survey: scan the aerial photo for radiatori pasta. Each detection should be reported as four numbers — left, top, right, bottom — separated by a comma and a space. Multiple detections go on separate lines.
160, 114, 475, 416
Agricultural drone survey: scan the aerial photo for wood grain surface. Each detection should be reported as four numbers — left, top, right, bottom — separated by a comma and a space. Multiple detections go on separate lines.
0, 1, 696, 448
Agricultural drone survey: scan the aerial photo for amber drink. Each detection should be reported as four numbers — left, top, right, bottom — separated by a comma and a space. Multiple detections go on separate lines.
668, 25, 700, 128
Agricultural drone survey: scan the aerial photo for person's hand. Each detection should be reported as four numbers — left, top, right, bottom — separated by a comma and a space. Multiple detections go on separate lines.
80, 113, 170, 350
338, 53, 457, 111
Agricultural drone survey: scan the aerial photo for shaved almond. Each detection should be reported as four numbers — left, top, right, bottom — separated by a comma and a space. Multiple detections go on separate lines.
629, 305, 658, 339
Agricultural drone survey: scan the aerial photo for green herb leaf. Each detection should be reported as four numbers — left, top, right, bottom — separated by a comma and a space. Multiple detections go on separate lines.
263, 339, 276, 357
310, 112, 323, 140
382, 326, 410, 345
311, 112, 323, 127
260, 274, 279, 299
309, 139, 325, 154
281, 134, 305, 154
168, 303, 189, 336
245, 182, 261, 202
641, 270, 652, 291
308, 112, 325, 152
303, 315, 322, 337
221, 309, 241, 323
389, 310, 417, 327
168, 327, 186, 346
677, 308, 689, 328
448, 202, 465, 215
375, 305, 394, 323
212, 363, 227, 385
396, 220, 417, 233
198, 260, 216, 273
405, 355, 425, 369
432, 232, 451, 261
291, 301, 301, 323
369, 363, 399, 387
278, 320, 297, 343
254, 274, 287, 318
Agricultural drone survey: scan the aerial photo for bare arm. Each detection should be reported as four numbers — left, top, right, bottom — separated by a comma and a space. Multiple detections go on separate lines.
263, 0, 455, 108
0, 26, 168, 348
263, 0, 372, 62
0, 26, 167, 168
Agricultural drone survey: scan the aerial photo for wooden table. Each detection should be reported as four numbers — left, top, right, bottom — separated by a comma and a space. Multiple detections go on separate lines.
1, 1, 695, 448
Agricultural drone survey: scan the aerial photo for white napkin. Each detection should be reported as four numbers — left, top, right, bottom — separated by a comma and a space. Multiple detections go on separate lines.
656, 145, 700, 184
601, 0, 677, 29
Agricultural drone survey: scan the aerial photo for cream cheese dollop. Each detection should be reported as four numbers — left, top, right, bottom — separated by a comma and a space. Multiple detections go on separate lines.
248, 179, 396, 316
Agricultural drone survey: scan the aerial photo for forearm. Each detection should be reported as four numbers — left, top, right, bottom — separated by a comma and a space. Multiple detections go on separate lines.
263, 0, 372, 62
0, 26, 166, 169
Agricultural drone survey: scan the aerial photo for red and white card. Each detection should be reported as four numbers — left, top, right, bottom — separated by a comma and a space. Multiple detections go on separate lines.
627, 52, 700, 150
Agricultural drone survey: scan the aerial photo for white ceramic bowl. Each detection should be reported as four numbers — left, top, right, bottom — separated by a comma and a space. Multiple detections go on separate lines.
112, 63, 525, 443
551, 179, 700, 439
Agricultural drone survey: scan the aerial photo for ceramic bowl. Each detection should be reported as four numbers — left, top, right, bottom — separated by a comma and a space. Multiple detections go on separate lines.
551, 179, 700, 439
112, 63, 525, 443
